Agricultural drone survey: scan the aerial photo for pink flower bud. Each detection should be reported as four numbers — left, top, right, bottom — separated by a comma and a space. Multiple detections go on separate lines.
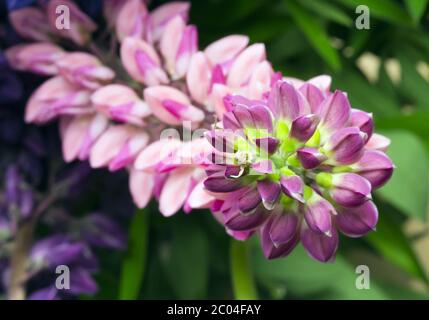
134, 139, 183, 172
204, 35, 249, 70
227, 43, 266, 89
91, 84, 151, 126
159, 167, 195, 217
57, 52, 115, 90
9, 7, 52, 42
129, 169, 155, 209
5, 43, 65, 75
26, 76, 92, 124
61, 113, 109, 162
108, 131, 149, 171
89, 125, 145, 169
160, 16, 197, 79
143, 86, 204, 125
246, 61, 274, 100
186, 51, 212, 104
148, 1, 190, 42
365, 133, 390, 152
120, 37, 168, 86
115, 0, 148, 42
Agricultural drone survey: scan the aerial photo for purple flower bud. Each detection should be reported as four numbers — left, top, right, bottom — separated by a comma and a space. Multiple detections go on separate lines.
351, 150, 394, 189
318, 90, 351, 133
268, 80, 309, 121
269, 211, 299, 246
238, 188, 262, 213
330, 173, 372, 207
301, 223, 338, 262
261, 216, 299, 259
298, 83, 324, 113
325, 127, 366, 165
205, 129, 235, 153
224, 165, 244, 178
232, 103, 255, 128
248, 105, 273, 132
280, 175, 304, 202
30, 236, 85, 268
303, 192, 335, 236
81, 213, 126, 250
349, 109, 373, 142
5, 165, 21, 205
336, 201, 378, 237
255, 136, 279, 154
204, 174, 243, 193
297, 147, 327, 169
222, 111, 241, 130
69, 267, 97, 295
290, 114, 319, 142
224, 206, 267, 231
252, 159, 273, 174
257, 179, 281, 210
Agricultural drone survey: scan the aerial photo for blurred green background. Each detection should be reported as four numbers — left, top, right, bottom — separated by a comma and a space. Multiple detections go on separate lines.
97, 0, 429, 300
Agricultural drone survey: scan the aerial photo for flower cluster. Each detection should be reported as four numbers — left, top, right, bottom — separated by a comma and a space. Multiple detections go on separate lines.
4, 0, 394, 263
6, 0, 277, 217
204, 79, 394, 261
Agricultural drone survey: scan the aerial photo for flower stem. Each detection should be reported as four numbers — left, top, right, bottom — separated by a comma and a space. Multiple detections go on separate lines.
8, 218, 35, 300
118, 207, 150, 300
230, 239, 258, 300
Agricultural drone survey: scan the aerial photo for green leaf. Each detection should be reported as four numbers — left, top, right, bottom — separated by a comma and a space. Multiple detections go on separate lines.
404, 0, 428, 24
118, 208, 149, 300
377, 130, 429, 220
397, 52, 429, 110
253, 245, 388, 299
285, 0, 342, 71
365, 211, 428, 282
160, 222, 209, 299
300, 0, 353, 26
335, 0, 413, 26
377, 112, 429, 140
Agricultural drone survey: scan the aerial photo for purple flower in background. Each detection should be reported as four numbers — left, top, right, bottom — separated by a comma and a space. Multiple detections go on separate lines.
204, 79, 394, 262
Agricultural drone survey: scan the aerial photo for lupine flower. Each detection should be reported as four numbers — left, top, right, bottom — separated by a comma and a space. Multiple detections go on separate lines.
203, 80, 394, 262
6, 0, 394, 265
5, 43, 65, 76
7, 0, 272, 220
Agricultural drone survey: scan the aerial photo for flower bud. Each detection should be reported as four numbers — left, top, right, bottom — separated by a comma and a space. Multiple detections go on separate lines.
57, 52, 115, 90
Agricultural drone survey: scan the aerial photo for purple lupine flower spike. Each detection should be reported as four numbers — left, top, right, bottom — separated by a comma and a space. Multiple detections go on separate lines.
204, 78, 394, 262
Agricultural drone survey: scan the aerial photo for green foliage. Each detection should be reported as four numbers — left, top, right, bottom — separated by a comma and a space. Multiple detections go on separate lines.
159, 219, 209, 299
118, 208, 149, 299
366, 211, 428, 282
